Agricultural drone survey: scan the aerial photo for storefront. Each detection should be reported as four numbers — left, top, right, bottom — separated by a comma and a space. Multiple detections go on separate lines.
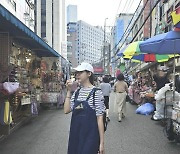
0, 4, 67, 136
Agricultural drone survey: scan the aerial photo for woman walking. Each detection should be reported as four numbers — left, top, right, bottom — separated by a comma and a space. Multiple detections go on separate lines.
64, 62, 105, 154
114, 73, 128, 122
100, 76, 111, 121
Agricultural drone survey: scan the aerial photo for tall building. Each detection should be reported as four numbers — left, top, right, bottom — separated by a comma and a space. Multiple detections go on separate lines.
0, 0, 35, 31
35, 0, 67, 58
67, 22, 78, 67
76, 20, 106, 65
115, 13, 134, 47
110, 13, 133, 76
67, 5, 77, 24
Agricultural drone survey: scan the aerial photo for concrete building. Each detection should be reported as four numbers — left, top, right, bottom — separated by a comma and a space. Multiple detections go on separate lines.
67, 5, 77, 24
35, 0, 67, 58
127, 0, 180, 73
76, 20, 106, 65
115, 13, 134, 46
67, 22, 78, 67
110, 13, 133, 76
0, 0, 35, 31
132, 0, 155, 41
155, 0, 180, 34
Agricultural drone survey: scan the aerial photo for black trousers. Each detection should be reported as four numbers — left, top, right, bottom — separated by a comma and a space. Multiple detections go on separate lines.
104, 96, 109, 109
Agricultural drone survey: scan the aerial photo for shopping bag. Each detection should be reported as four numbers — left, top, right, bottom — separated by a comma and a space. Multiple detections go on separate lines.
31, 102, 38, 115
2, 82, 19, 94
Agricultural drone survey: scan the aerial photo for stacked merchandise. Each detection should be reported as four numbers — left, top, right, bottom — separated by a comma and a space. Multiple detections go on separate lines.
166, 101, 180, 143
41, 71, 64, 107
0, 47, 41, 135
0, 66, 19, 135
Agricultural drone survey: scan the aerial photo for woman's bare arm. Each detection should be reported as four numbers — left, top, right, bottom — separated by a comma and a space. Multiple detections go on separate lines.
64, 80, 73, 114
64, 90, 71, 114
97, 115, 105, 154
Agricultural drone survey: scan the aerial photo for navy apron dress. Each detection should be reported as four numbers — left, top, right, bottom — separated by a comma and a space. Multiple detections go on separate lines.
68, 88, 100, 154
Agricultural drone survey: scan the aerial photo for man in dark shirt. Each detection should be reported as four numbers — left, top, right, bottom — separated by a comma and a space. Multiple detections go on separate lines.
153, 66, 170, 91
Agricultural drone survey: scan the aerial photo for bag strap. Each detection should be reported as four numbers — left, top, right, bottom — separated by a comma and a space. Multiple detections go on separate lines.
92, 88, 101, 106
74, 88, 81, 102
74, 87, 100, 103
73, 87, 96, 110
86, 88, 96, 101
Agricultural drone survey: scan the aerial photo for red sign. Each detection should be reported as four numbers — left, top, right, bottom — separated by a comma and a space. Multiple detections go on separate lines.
93, 67, 104, 73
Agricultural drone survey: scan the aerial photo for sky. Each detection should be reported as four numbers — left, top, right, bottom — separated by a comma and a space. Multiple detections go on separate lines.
66, 0, 142, 27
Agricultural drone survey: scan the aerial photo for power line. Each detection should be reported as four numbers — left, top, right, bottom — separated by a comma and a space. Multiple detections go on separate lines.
128, 0, 136, 13
112, 0, 123, 27
122, 0, 133, 13
113, 0, 150, 56
94, 0, 143, 65
110, 0, 144, 55
121, 0, 131, 13
112, 0, 161, 63
112, 0, 133, 28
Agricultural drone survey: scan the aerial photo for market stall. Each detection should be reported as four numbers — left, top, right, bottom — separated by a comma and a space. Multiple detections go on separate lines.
0, 42, 66, 136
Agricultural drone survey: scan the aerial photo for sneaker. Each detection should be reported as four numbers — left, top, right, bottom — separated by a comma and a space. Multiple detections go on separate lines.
151, 115, 161, 121
122, 113, 125, 119
118, 117, 122, 122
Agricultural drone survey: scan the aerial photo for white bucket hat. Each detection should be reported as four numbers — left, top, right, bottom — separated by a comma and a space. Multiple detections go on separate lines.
73, 62, 94, 73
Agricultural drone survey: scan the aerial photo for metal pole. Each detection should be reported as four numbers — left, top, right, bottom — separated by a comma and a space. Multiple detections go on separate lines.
104, 18, 108, 74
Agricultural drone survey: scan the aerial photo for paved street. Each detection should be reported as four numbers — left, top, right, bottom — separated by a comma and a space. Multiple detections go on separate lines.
0, 92, 180, 154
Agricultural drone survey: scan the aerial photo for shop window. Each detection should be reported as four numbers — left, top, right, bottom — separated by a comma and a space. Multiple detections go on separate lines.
165, 24, 173, 32
134, 24, 138, 35
140, 15, 143, 26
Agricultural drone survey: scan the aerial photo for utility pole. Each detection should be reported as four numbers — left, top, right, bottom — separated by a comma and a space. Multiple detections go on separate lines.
103, 18, 108, 74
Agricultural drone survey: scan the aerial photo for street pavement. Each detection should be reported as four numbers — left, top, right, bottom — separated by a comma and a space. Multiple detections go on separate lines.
0, 92, 180, 154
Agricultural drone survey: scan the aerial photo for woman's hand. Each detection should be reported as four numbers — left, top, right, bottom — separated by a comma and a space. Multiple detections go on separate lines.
98, 143, 105, 154
66, 79, 73, 91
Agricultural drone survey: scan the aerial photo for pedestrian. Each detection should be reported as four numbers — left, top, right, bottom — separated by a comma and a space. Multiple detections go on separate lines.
114, 73, 128, 122
64, 62, 105, 154
151, 66, 170, 91
100, 76, 111, 121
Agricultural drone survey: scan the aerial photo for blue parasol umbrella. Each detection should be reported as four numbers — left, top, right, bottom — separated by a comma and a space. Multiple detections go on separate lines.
139, 30, 180, 92
117, 46, 127, 57
139, 31, 180, 54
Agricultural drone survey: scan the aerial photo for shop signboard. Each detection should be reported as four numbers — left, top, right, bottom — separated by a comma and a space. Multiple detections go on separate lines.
93, 67, 104, 74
